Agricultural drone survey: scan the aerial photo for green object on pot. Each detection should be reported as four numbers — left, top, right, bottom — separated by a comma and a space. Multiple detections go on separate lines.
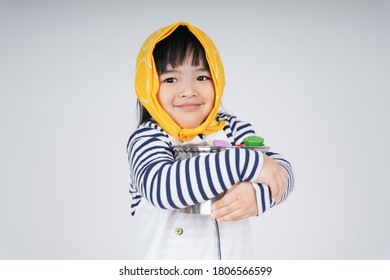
243, 135, 264, 147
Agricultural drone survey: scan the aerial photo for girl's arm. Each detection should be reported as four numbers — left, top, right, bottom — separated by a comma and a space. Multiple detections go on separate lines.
210, 153, 294, 222
127, 125, 264, 213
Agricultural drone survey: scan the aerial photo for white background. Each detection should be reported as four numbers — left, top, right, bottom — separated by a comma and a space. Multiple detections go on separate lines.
1, 0, 389, 259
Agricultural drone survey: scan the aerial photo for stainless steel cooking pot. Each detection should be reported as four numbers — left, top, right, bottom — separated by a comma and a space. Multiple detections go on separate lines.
172, 145, 270, 215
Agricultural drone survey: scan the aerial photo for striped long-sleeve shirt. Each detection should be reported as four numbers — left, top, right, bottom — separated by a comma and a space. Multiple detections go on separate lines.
127, 113, 294, 216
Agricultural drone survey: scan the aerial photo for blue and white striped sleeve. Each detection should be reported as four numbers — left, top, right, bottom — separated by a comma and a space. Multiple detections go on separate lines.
127, 126, 264, 213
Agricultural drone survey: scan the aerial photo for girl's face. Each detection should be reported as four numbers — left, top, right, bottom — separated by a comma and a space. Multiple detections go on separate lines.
157, 57, 215, 129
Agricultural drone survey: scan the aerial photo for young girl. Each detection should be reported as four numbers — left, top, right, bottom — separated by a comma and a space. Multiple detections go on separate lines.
127, 22, 294, 259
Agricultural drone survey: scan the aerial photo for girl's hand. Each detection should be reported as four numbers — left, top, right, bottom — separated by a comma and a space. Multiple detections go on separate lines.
256, 155, 288, 203
211, 182, 258, 222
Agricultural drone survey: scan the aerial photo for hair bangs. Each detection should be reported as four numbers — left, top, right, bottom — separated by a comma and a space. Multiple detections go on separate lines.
153, 25, 209, 74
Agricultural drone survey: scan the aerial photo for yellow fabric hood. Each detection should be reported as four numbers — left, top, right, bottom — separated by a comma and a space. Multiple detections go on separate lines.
134, 22, 225, 141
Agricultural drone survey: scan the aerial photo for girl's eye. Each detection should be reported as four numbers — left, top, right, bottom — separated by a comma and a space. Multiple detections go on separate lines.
163, 77, 177, 83
197, 76, 210, 81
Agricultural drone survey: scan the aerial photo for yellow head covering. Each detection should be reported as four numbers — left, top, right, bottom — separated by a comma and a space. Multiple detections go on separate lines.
134, 22, 226, 141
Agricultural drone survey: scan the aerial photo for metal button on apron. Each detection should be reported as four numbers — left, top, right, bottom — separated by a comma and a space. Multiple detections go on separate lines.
175, 227, 183, 235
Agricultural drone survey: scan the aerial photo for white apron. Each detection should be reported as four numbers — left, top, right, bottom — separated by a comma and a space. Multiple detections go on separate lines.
134, 130, 255, 259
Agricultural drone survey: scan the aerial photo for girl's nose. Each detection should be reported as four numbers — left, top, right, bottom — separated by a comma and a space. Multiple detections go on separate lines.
180, 84, 198, 98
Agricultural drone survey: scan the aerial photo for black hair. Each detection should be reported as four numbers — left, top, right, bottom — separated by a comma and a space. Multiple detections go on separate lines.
153, 25, 209, 74
137, 25, 210, 126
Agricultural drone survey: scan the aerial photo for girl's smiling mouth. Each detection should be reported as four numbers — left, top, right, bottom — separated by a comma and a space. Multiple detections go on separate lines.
175, 102, 203, 111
